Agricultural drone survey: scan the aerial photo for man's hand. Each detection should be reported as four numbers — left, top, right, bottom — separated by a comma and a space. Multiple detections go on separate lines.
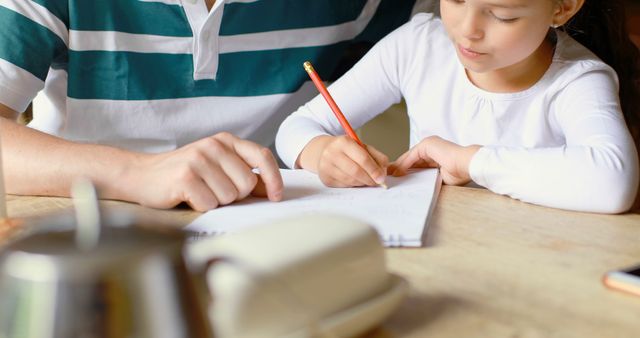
389, 136, 481, 186
1, 103, 282, 211
127, 132, 283, 211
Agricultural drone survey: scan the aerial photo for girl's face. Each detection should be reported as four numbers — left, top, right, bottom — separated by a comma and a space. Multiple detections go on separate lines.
441, 0, 558, 77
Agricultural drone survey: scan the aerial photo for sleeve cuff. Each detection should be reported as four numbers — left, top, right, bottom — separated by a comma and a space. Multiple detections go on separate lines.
276, 128, 328, 169
0, 82, 35, 113
468, 146, 492, 188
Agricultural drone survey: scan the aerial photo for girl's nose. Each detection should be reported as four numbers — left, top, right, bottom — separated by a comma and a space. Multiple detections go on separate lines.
460, 10, 484, 40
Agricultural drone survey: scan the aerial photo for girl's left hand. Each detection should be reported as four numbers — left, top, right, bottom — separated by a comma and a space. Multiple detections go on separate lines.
389, 136, 481, 186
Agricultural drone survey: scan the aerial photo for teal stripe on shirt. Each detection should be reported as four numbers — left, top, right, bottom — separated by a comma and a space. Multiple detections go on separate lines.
29, 0, 69, 26
355, 0, 415, 43
70, 0, 192, 37
220, 0, 367, 35
67, 45, 346, 100
0, 6, 67, 81
69, 0, 372, 38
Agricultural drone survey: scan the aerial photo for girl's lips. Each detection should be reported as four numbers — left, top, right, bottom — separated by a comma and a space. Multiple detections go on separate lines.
458, 44, 486, 58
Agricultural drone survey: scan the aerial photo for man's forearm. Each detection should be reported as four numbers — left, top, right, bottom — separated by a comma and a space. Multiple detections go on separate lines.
1, 117, 141, 200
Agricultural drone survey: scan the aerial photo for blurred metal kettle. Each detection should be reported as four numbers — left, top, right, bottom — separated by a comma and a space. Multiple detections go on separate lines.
0, 181, 214, 338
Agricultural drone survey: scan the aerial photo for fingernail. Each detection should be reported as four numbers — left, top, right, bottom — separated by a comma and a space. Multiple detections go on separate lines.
273, 190, 283, 201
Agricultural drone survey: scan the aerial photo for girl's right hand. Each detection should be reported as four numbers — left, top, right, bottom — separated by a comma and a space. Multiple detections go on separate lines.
297, 135, 388, 188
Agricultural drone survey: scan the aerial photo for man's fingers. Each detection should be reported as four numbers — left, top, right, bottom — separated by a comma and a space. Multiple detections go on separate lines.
250, 175, 268, 197
223, 134, 283, 202
194, 161, 241, 205
182, 179, 219, 212
188, 138, 254, 205
209, 150, 257, 201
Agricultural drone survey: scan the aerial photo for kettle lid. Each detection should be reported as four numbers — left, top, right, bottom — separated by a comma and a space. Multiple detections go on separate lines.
0, 224, 185, 282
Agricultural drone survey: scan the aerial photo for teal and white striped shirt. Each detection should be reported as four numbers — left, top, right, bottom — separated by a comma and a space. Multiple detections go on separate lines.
0, 0, 417, 153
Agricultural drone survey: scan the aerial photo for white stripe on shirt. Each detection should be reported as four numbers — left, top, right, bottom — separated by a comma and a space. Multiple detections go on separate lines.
137, 0, 182, 5
0, 58, 44, 112
69, 30, 193, 54
49, 82, 318, 152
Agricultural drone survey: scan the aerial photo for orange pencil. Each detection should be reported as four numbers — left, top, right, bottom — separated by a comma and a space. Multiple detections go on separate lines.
303, 61, 387, 189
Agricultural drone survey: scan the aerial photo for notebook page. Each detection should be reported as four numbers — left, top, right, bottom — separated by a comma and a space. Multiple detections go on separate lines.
185, 169, 440, 247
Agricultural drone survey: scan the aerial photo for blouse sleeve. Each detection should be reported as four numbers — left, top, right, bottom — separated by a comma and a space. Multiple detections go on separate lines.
275, 15, 434, 168
469, 69, 639, 213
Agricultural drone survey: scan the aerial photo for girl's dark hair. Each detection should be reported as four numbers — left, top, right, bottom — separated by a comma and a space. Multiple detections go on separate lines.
562, 0, 640, 147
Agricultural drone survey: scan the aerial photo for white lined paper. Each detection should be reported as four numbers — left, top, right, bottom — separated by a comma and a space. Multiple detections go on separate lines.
186, 169, 440, 247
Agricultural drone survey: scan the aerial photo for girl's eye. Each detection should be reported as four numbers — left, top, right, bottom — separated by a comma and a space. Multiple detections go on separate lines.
491, 13, 519, 23
446, 0, 465, 3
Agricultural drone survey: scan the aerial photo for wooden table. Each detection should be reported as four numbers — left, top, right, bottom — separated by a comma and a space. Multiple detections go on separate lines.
4, 186, 640, 338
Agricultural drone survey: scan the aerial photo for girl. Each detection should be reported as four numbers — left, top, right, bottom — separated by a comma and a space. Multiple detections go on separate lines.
276, 0, 640, 213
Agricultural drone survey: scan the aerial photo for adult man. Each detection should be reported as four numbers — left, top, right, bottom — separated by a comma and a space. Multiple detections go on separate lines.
0, 0, 420, 211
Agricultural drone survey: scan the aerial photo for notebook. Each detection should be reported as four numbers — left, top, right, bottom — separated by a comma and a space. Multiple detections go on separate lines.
185, 168, 441, 247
